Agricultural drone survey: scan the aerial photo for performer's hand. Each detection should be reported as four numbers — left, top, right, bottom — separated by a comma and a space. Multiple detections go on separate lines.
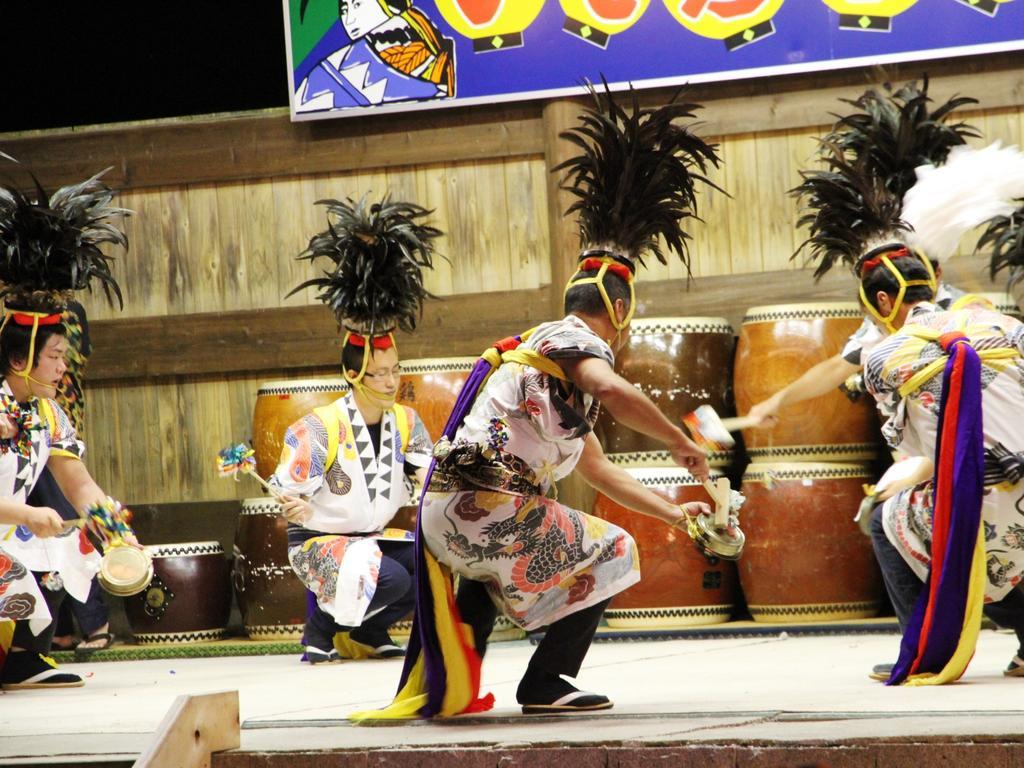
747, 395, 781, 428
670, 435, 710, 482
24, 506, 64, 538
0, 414, 18, 440
681, 501, 712, 518
279, 495, 312, 524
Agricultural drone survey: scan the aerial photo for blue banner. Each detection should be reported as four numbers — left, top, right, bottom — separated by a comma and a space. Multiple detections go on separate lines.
284, 0, 1024, 121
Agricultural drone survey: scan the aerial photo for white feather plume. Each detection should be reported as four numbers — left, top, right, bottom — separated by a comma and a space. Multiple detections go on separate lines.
901, 142, 1024, 262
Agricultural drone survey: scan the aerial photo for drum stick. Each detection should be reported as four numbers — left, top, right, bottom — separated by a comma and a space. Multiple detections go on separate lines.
242, 467, 287, 503
701, 477, 731, 528
718, 415, 760, 432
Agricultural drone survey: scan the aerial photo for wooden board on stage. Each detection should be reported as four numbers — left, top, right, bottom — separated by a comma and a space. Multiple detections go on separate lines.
738, 462, 884, 623
125, 541, 231, 645
734, 303, 880, 462
395, 356, 477, 441
596, 317, 736, 456
233, 497, 306, 641
594, 466, 738, 629
251, 378, 348, 479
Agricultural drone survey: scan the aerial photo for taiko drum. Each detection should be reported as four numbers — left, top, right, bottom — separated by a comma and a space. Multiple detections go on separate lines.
593, 466, 738, 628
738, 462, 884, 623
233, 497, 307, 641
596, 317, 736, 462
396, 357, 477, 441
125, 541, 231, 644
734, 303, 880, 462
251, 378, 349, 479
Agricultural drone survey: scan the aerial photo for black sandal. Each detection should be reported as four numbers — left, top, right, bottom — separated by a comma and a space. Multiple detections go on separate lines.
74, 632, 115, 658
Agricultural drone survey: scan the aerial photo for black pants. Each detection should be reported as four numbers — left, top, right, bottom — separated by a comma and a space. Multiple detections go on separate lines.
12, 577, 65, 654
455, 576, 610, 682
306, 539, 415, 645
870, 504, 1024, 654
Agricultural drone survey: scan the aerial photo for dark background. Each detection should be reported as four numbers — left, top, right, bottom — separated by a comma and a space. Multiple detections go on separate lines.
0, 2, 291, 133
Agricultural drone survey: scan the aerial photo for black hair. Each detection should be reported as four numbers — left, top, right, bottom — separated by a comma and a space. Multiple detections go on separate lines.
341, 338, 397, 376
563, 268, 632, 316
0, 320, 66, 377
860, 255, 935, 311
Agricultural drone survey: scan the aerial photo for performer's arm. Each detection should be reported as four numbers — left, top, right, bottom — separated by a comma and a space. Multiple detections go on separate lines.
575, 434, 710, 526
46, 454, 108, 513
561, 357, 709, 480
0, 498, 63, 537
747, 353, 858, 427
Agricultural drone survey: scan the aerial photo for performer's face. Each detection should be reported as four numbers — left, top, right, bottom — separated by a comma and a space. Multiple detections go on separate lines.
28, 333, 68, 398
357, 346, 401, 395
340, 0, 391, 39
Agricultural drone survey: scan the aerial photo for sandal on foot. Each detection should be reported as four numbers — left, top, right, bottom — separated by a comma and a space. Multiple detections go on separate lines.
2, 652, 84, 690
74, 632, 115, 659
869, 662, 894, 682
305, 646, 341, 665
521, 691, 613, 714
1004, 656, 1024, 677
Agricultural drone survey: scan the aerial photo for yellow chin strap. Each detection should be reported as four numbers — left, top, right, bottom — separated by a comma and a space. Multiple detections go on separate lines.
0, 310, 59, 396
858, 252, 937, 334
563, 255, 636, 347
342, 329, 399, 409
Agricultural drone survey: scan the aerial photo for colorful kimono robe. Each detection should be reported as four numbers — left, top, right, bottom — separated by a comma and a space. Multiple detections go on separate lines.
865, 305, 1024, 602
421, 315, 640, 631
271, 391, 432, 626
0, 381, 100, 629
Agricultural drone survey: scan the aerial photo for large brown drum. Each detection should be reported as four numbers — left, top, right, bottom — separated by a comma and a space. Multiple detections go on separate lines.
233, 497, 307, 641
738, 462, 883, 623
125, 542, 231, 644
597, 317, 735, 462
734, 303, 879, 462
252, 378, 349, 478
594, 466, 738, 628
396, 357, 477, 441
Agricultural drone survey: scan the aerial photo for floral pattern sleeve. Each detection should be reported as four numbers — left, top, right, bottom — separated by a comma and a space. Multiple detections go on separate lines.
271, 414, 330, 497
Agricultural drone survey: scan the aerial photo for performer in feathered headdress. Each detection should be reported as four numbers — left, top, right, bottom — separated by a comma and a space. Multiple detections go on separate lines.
852, 142, 1024, 686
747, 76, 980, 425
271, 195, 437, 664
354, 81, 723, 721
0, 157, 137, 689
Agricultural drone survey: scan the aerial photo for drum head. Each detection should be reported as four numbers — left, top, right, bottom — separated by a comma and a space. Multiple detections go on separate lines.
98, 546, 154, 597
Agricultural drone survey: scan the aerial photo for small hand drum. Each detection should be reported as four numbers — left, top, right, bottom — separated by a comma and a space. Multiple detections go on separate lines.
97, 544, 154, 597
685, 476, 746, 561
687, 513, 746, 561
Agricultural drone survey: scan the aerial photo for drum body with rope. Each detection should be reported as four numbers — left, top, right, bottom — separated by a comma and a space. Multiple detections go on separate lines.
251, 378, 349, 479
734, 303, 880, 462
597, 317, 736, 467
125, 541, 231, 644
233, 497, 307, 641
738, 462, 884, 623
395, 357, 477, 441
593, 466, 738, 628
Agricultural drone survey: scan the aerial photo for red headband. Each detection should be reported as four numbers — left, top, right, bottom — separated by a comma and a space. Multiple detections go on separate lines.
578, 258, 633, 283
10, 312, 62, 326
860, 247, 910, 277
347, 333, 394, 350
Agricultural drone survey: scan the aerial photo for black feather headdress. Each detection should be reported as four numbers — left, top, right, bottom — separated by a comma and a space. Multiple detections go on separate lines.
0, 156, 128, 312
288, 194, 441, 338
978, 200, 1024, 289
793, 144, 908, 279
792, 76, 979, 277
825, 77, 978, 201
554, 79, 724, 275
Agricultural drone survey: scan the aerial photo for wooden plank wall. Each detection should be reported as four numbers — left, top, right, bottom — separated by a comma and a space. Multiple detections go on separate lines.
4, 55, 1023, 505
